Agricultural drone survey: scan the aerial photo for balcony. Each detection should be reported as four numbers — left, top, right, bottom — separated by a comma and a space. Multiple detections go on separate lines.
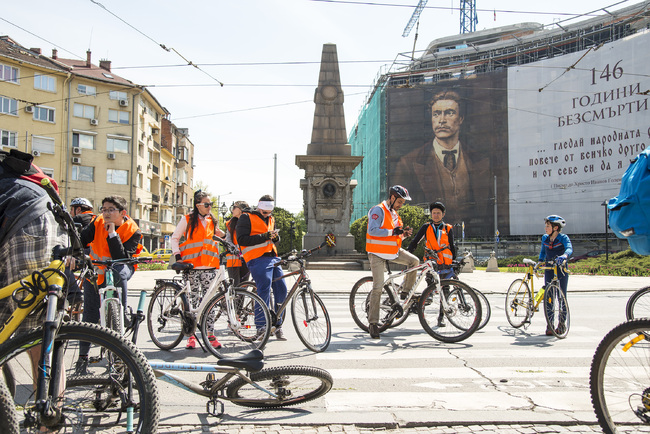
152, 165, 159, 175
152, 194, 160, 204
153, 141, 161, 151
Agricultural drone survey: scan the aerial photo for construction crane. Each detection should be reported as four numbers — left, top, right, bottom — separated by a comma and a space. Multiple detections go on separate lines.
402, 0, 428, 37
460, 0, 479, 33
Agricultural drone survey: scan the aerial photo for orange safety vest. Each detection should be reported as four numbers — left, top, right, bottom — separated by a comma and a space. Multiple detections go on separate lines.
89, 215, 142, 285
424, 223, 453, 265
225, 219, 243, 267
366, 202, 402, 256
240, 214, 277, 263
179, 214, 220, 268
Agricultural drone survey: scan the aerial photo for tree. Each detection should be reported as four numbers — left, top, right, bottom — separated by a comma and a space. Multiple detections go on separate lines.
272, 207, 304, 255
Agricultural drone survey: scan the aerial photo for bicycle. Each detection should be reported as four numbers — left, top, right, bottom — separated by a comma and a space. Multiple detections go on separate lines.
0, 179, 159, 433
349, 248, 482, 343
625, 285, 650, 320
505, 258, 570, 338
147, 236, 272, 359
590, 318, 650, 433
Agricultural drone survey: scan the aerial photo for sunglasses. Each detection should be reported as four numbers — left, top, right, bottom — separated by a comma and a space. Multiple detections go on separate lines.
200, 202, 214, 208
259, 210, 272, 215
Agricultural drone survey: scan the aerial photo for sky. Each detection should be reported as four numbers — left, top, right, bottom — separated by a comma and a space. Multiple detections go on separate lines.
1, 0, 636, 214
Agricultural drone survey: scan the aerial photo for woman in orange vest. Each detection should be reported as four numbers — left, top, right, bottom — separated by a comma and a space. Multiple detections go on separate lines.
171, 190, 226, 349
225, 200, 250, 287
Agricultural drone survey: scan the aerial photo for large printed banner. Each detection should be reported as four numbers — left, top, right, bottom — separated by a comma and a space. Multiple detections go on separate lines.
508, 30, 650, 235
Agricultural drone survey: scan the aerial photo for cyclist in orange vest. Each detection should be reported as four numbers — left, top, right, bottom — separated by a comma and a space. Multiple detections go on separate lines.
407, 201, 456, 266
171, 190, 226, 349
225, 200, 250, 287
236, 194, 288, 340
366, 185, 420, 339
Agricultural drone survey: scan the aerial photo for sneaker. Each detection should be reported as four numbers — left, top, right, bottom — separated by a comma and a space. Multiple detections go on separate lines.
186, 335, 197, 349
253, 327, 266, 341
208, 335, 222, 349
556, 323, 566, 335
74, 357, 89, 376
437, 318, 446, 327
545, 327, 554, 336
275, 328, 287, 341
369, 323, 380, 339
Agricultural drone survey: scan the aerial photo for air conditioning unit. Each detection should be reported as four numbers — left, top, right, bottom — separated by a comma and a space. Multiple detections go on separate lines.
147, 163, 152, 170
119, 99, 128, 107
72, 157, 81, 164
107, 153, 116, 160
72, 147, 82, 155
136, 198, 142, 204
25, 105, 34, 113
90, 119, 99, 126
32, 150, 41, 157
137, 165, 143, 172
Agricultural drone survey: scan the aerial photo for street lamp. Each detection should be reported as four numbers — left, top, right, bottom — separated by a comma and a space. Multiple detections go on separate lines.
219, 202, 228, 221
601, 200, 609, 261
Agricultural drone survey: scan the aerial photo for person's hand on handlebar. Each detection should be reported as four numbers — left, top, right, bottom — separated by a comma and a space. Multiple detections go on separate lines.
392, 226, 412, 237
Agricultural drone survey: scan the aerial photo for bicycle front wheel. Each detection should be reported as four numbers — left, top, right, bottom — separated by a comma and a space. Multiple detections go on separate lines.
349, 277, 398, 333
105, 298, 122, 334
544, 283, 570, 339
0, 322, 159, 433
626, 286, 650, 320
505, 278, 533, 328
0, 374, 18, 434
590, 318, 650, 433
473, 289, 491, 331
200, 288, 271, 359
291, 287, 331, 352
226, 365, 333, 408
147, 281, 185, 350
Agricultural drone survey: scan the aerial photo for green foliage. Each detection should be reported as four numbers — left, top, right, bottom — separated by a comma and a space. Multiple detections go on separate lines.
272, 207, 304, 255
350, 215, 368, 253
136, 262, 169, 271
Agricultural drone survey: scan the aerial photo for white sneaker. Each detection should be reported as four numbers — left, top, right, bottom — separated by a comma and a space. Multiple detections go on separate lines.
275, 327, 287, 341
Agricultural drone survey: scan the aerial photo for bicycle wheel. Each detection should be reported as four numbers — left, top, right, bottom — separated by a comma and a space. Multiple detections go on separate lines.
200, 288, 271, 359
474, 289, 491, 331
291, 287, 331, 352
626, 286, 650, 320
147, 281, 185, 350
590, 318, 650, 433
105, 298, 122, 334
0, 322, 159, 433
417, 280, 481, 343
0, 375, 18, 434
226, 365, 333, 408
349, 277, 399, 333
544, 283, 570, 339
505, 278, 533, 328
237, 281, 257, 292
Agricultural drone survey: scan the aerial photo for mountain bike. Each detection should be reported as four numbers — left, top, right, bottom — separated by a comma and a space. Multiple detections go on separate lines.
505, 258, 570, 338
590, 318, 650, 433
625, 285, 650, 320
349, 248, 482, 343
0, 178, 159, 433
147, 236, 271, 359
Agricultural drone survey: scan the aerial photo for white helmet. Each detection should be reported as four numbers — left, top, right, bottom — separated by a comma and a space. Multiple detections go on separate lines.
70, 197, 92, 208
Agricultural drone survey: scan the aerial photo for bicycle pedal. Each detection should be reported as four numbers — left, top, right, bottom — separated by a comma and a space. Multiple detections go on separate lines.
206, 397, 225, 417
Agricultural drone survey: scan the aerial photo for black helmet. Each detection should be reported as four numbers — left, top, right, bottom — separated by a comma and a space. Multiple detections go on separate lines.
544, 215, 566, 228
429, 201, 445, 213
389, 185, 411, 201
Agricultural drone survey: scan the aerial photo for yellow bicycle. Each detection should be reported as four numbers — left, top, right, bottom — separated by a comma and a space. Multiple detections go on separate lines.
505, 258, 570, 338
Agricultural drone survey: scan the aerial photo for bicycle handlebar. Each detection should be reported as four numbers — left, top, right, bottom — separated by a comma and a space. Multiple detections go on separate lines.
91, 257, 151, 268
280, 240, 328, 262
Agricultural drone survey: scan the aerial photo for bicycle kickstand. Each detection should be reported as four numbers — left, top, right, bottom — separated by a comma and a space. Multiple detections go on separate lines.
207, 397, 225, 417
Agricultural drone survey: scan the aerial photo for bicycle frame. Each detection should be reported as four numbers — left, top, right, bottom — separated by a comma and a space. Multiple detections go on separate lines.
99, 268, 125, 334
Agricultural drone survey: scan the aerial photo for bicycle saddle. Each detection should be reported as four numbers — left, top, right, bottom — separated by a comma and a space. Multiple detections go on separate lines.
171, 262, 194, 272
217, 349, 264, 372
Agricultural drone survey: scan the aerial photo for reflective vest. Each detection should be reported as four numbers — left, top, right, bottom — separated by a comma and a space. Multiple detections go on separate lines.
179, 214, 220, 268
225, 219, 242, 267
366, 202, 402, 256
240, 214, 277, 263
425, 222, 453, 265
89, 215, 141, 285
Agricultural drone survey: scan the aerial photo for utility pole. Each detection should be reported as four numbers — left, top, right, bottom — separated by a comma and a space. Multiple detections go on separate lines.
494, 176, 498, 254
273, 153, 277, 203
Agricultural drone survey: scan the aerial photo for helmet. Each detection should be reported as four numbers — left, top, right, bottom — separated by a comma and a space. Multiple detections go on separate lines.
429, 201, 446, 213
70, 197, 92, 208
389, 185, 411, 201
544, 215, 566, 228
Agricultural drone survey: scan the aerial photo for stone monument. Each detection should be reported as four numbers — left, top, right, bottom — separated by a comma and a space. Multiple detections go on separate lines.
295, 43, 363, 254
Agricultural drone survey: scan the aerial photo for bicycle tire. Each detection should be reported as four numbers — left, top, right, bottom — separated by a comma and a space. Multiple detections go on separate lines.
226, 365, 333, 408
417, 279, 481, 343
349, 276, 399, 333
0, 375, 18, 434
106, 299, 122, 334
590, 318, 650, 433
199, 288, 271, 359
147, 281, 185, 350
544, 283, 570, 339
474, 289, 491, 331
626, 286, 650, 320
291, 288, 331, 352
237, 281, 257, 292
505, 278, 533, 328
0, 322, 159, 433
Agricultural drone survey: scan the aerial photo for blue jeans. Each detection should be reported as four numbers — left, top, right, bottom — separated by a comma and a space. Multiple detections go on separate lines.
544, 267, 568, 325
247, 256, 287, 329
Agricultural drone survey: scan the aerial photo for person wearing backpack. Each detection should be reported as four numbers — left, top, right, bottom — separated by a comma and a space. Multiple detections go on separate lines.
538, 215, 573, 336
224, 200, 250, 287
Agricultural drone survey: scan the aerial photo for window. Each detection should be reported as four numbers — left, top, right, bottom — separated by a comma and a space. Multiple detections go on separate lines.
107, 169, 128, 185
72, 165, 94, 182
73, 103, 95, 119
137, 173, 143, 188
0, 64, 18, 83
107, 137, 129, 153
72, 132, 95, 149
32, 136, 55, 154
77, 84, 96, 96
33, 106, 55, 123
0, 97, 18, 115
138, 143, 144, 157
145, 177, 151, 192
40, 167, 54, 178
161, 209, 172, 224
34, 74, 56, 92
1, 130, 17, 147
109, 90, 128, 100
108, 109, 129, 124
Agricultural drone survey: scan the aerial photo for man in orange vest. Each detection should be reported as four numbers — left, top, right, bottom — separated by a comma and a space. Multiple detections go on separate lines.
236, 194, 288, 340
225, 200, 250, 287
366, 185, 420, 339
407, 201, 456, 266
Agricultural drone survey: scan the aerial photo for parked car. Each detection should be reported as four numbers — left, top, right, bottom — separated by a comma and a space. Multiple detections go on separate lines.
151, 248, 173, 262
138, 246, 152, 258
569, 249, 619, 262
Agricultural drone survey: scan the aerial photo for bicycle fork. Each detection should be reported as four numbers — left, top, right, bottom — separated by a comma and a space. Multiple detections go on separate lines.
297, 284, 320, 327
